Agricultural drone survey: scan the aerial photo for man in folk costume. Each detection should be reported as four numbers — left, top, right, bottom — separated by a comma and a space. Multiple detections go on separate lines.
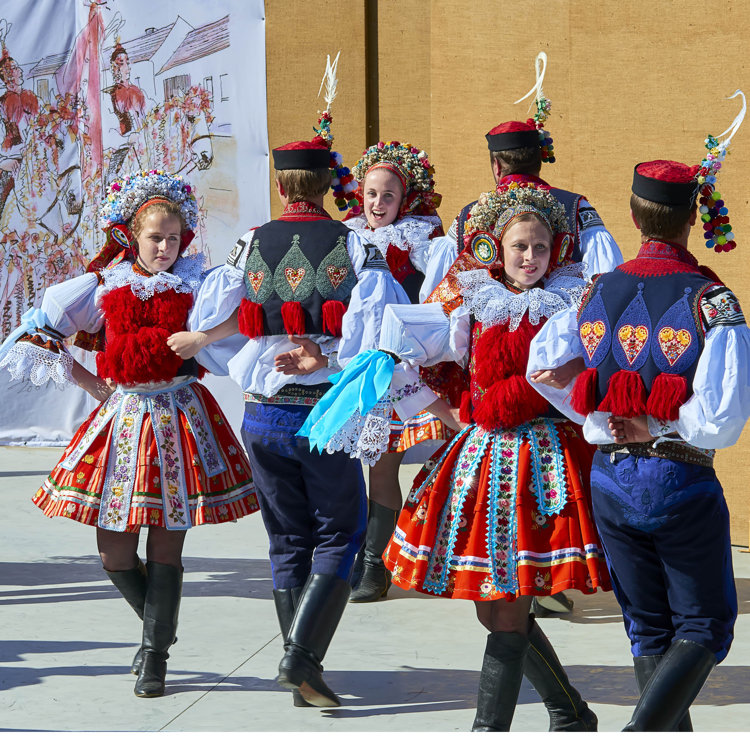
527, 91, 750, 731
169, 60, 409, 708
435, 52, 622, 285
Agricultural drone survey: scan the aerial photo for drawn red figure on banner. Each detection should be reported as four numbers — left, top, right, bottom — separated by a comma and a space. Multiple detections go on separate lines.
109, 41, 146, 136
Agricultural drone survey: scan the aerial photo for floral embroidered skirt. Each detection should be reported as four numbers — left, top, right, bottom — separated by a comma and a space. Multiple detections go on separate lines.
383, 418, 611, 601
32, 379, 259, 532
387, 410, 454, 453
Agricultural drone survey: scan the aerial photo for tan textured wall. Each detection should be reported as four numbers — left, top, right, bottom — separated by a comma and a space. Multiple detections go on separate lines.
265, 0, 750, 545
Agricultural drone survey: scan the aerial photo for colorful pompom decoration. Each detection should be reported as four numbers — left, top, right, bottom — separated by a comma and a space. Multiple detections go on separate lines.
529, 96, 555, 164
696, 135, 735, 252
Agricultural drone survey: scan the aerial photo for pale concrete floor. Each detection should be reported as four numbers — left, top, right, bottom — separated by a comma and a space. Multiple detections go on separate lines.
1, 445, 750, 734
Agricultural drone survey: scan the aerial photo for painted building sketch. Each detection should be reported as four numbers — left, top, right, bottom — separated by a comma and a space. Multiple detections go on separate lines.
0, 0, 267, 445
0, 1, 246, 341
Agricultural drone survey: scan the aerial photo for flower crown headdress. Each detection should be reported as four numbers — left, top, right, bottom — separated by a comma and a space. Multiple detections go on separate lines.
312, 52, 358, 212
99, 169, 199, 231
464, 182, 572, 270
696, 89, 745, 252
514, 51, 555, 163
350, 140, 441, 218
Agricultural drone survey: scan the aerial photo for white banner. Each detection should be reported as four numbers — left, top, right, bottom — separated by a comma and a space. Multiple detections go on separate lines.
0, 0, 269, 443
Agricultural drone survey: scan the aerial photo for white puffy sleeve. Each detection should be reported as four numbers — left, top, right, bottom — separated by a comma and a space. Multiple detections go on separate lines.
336, 232, 411, 366
188, 231, 253, 375
420, 233, 459, 302
526, 305, 585, 424
577, 200, 623, 276
0, 272, 101, 385
379, 302, 470, 368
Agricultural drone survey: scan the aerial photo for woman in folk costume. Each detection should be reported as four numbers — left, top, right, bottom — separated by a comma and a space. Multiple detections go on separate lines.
301, 181, 609, 730
0, 170, 259, 698
341, 140, 457, 603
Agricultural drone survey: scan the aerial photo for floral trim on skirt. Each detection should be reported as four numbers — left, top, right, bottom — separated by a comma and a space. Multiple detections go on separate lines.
33, 379, 259, 532
383, 418, 611, 600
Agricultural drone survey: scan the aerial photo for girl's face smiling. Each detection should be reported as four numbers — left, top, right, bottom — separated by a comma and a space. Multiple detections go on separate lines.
135, 212, 182, 274
500, 217, 552, 289
363, 168, 404, 229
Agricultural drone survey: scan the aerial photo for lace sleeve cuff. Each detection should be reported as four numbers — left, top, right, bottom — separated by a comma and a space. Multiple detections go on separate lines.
0, 333, 75, 386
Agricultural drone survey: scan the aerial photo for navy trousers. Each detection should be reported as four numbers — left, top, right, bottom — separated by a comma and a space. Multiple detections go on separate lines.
590, 450, 736, 663
241, 401, 367, 589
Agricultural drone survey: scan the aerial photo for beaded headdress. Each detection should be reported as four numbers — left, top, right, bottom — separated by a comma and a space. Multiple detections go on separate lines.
464, 181, 572, 271
350, 140, 441, 219
312, 52, 358, 212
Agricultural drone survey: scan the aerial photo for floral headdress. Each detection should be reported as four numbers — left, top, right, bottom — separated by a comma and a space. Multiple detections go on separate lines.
349, 140, 441, 219
99, 169, 199, 231
312, 52, 358, 212
696, 90, 745, 252
513, 51, 555, 163
464, 181, 572, 272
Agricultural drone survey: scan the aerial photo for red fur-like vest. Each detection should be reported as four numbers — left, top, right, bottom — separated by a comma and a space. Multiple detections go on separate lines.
465, 317, 550, 431
96, 286, 193, 385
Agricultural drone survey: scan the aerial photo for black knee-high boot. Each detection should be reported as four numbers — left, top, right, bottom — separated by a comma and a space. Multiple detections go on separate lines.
525, 616, 598, 731
631, 654, 692, 731
134, 561, 182, 698
272, 587, 312, 707
349, 502, 397, 603
623, 639, 716, 731
472, 630, 530, 732
105, 558, 147, 675
276, 574, 350, 707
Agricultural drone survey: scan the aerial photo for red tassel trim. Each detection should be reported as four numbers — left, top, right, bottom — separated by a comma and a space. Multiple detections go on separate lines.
322, 299, 346, 336
646, 373, 687, 421
570, 367, 599, 416
238, 299, 264, 338
459, 390, 473, 424
598, 369, 648, 418
281, 301, 306, 336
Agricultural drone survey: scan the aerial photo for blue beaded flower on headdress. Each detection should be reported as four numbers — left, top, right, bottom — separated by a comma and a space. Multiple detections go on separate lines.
99, 170, 199, 230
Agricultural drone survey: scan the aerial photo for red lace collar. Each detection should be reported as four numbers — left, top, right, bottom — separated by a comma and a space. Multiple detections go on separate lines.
279, 201, 332, 222
498, 173, 550, 189
636, 240, 699, 267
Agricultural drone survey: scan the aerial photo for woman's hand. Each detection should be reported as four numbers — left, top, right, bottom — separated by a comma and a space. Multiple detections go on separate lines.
72, 362, 115, 402
425, 397, 468, 432
529, 357, 585, 390
274, 335, 327, 375
608, 415, 652, 444
167, 331, 207, 360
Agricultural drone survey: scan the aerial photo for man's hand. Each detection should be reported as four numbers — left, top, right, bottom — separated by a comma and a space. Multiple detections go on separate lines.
529, 357, 585, 390
608, 415, 652, 444
274, 335, 327, 375
167, 331, 207, 360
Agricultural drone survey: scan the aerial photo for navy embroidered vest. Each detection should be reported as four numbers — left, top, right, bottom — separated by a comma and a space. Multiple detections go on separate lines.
572, 241, 715, 421
240, 217, 356, 337
454, 181, 584, 261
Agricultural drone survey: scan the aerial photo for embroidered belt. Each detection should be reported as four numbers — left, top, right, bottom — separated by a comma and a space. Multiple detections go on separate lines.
244, 382, 332, 406
599, 441, 714, 468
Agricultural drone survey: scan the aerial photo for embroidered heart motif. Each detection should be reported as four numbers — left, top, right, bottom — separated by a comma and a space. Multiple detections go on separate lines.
617, 324, 649, 365
247, 271, 264, 295
580, 320, 606, 360
285, 267, 306, 291
658, 326, 692, 366
326, 264, 348, 289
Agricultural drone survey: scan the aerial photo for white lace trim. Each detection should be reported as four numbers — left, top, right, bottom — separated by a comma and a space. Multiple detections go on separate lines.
458, 263, 587, 332
100, 253, 206, 301
322, 395, 393, 466
345, 215, 442, 272
0, 340, 74, 386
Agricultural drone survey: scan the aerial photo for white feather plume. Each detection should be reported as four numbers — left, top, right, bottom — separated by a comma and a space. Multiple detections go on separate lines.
0, 19, 12, 50
717, 89, 746, 150
318, 51, 341, 112
514, 51, 548, 110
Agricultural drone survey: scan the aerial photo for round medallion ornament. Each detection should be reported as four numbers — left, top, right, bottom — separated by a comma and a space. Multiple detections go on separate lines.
470, 233, 499, 265
110, 224, 131, 249
556, 233, 571, 265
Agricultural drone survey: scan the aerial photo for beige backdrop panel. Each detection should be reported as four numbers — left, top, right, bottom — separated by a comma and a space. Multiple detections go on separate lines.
265, 0, 750, 544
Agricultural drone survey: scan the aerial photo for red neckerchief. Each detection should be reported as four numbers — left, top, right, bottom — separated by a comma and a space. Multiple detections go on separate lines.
619, 240, 701, 277
497, 173, 550, 189
279, 201, 332, 222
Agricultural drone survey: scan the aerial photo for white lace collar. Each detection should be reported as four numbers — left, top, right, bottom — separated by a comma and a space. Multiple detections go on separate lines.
101, 252, 206, 301
345, 214, 441, 257
458, 263, 588, 332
